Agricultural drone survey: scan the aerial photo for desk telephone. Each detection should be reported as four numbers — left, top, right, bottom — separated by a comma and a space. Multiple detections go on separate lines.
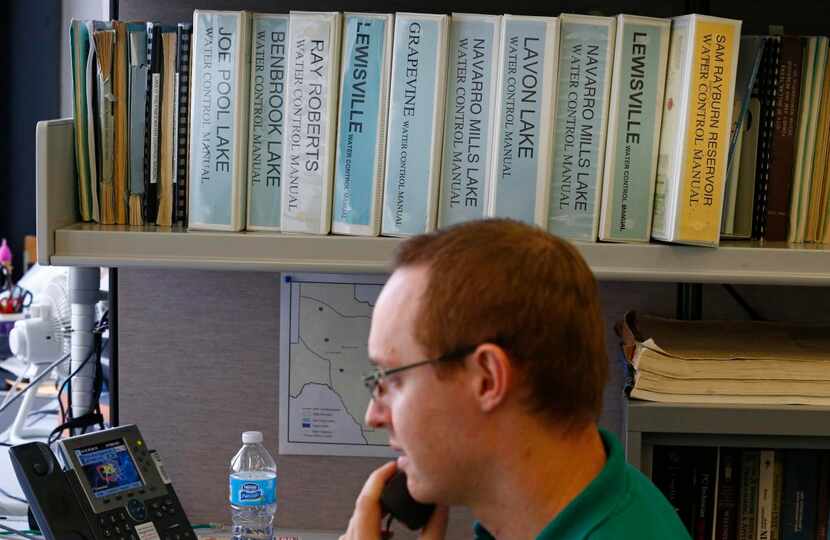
10, 424, 194, 540
380, 471, 435, 531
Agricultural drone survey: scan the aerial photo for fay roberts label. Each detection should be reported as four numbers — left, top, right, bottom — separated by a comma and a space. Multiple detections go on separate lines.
229, 472, 277, 506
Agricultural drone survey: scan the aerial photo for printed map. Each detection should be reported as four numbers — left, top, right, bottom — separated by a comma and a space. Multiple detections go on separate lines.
279, 273, 396, 457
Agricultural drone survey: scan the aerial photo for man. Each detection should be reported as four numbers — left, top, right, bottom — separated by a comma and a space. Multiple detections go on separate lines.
341, 219, 690, 540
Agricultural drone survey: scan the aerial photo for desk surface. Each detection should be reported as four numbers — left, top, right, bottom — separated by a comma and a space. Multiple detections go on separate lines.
196, 528, 341, 540
0, 525, 343, 539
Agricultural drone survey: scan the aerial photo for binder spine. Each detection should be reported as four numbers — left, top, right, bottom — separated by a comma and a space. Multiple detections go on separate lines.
380, 13, 450, 236
175, 23, 193, 226
548, 14, 616, 242
437, 14, 502, 228
488, 15, 559, 227
282, 11, 343, 234
332, 13, 394, 236
246, 14, 289, 232
144, 22, 161, 224
599, 15, 670, 242
187, 10, 252, 231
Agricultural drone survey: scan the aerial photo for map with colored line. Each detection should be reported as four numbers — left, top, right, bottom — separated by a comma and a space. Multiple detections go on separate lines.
279, 273, 397, 457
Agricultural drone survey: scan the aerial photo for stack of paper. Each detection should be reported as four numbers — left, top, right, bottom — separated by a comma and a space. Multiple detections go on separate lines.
619, 311, 830, 405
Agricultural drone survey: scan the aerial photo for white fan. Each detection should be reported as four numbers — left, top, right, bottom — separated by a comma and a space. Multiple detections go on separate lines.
5, 267, 102, 445
5, 273, 71, 444
0, 268, 101, 517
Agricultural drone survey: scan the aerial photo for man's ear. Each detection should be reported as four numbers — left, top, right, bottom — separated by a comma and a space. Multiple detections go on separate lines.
468, 343, 512, 413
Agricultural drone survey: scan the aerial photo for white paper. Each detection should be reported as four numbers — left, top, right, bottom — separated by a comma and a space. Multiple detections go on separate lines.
135, 522, 161, 540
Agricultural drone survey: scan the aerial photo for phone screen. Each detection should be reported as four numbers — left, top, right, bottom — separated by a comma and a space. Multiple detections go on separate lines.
74, 438, 145, 498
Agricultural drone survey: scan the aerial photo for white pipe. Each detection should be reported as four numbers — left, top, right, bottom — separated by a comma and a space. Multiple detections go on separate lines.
69, 267, 100, 418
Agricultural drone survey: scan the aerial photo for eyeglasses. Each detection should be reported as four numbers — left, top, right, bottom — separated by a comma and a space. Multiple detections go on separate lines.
363, 344, 480, 400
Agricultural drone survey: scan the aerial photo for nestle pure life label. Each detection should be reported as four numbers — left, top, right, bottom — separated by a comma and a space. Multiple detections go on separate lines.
230, 471, 277, 506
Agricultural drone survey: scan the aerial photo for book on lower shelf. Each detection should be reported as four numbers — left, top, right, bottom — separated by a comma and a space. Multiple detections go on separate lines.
714, 447, 741, 540
650, 446, 830, 540
618, 311, 830, 406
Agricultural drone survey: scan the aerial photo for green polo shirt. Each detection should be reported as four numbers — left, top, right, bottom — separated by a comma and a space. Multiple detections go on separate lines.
473, 429, 690, 540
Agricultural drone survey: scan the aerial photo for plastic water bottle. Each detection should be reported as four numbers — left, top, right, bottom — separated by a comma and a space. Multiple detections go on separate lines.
229, 431, 277, 540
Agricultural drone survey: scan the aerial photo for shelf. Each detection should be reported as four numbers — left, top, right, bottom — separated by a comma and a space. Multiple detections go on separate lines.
53, 223, 401, 273
627, 400, 830, 438
38, 119, 830, 281
625, 400, 830, 468
45, 223, 830, 281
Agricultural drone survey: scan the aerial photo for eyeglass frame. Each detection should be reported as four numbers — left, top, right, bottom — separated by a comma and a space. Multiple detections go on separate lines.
362, 343, 486, 400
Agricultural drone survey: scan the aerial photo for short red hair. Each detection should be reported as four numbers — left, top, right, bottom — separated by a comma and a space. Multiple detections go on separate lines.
393, 218, 607, 424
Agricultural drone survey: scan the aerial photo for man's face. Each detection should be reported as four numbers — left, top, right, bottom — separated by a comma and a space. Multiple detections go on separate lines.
365, 266, 474, 503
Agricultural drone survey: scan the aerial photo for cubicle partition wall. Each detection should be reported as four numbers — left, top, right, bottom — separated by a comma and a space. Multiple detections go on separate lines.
117, 268, 686, 529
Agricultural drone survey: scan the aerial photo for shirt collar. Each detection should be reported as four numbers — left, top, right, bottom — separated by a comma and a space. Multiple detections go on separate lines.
473, 428, 626, 540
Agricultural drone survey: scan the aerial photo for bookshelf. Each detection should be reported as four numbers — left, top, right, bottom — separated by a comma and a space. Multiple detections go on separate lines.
37, 119, 830, 282
625, 401, 830, 474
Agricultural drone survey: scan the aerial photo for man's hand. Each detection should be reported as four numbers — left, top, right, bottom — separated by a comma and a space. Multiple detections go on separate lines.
340, 461, 449, 540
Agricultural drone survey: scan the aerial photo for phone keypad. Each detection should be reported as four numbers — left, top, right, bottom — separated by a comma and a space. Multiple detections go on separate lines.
98, 496, 193, 540
98, 509, 138, 539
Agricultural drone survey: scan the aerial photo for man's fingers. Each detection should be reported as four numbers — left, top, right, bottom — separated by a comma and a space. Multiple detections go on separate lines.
356, 460, 398, 510
419, 505, 449, 540
340, 462, 398, 540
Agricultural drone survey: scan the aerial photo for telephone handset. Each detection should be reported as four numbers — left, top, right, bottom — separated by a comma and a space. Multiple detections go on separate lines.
379, 470, 436, 531
10, 424, 194, 540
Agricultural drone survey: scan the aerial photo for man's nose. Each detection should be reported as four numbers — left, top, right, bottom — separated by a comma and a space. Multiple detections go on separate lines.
365, 396, 389, 428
